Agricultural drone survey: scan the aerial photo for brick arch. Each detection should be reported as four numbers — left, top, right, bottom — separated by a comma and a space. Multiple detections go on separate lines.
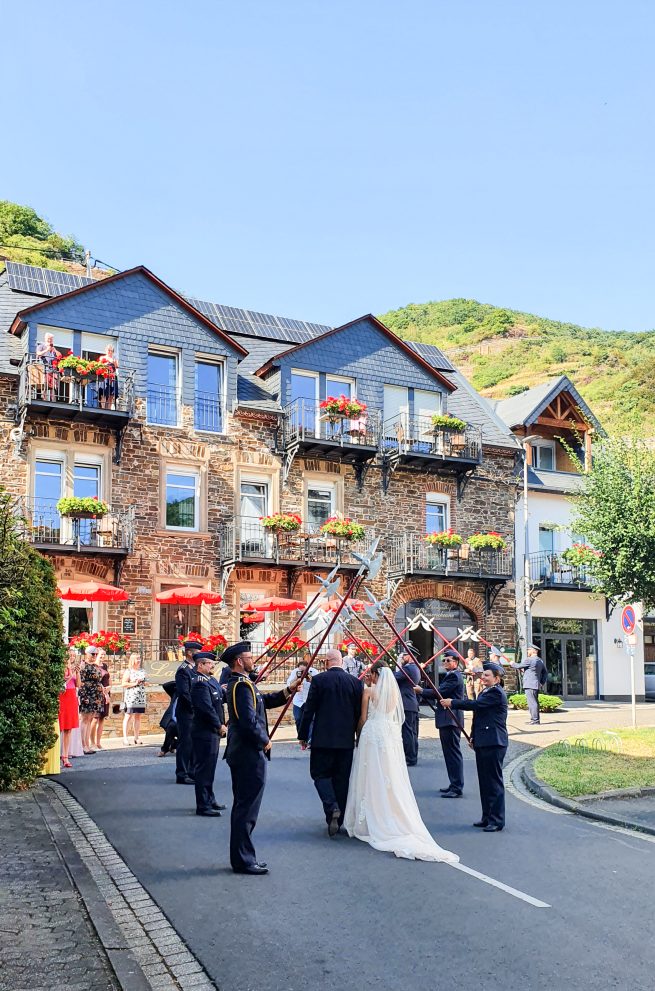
390, 580, 484, 626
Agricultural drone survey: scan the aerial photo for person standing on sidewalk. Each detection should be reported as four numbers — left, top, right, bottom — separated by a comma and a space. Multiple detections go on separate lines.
191, 653, 227, 817
510, 644, 547, 724
394, 646, 421, 766
416, 649, 465, 797
175, 639, 202, 783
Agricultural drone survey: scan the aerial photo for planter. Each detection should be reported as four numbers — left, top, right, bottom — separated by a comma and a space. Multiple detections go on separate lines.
62, 511, 101, 520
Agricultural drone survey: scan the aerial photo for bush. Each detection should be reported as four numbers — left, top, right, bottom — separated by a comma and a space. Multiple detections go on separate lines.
508, 692, 563, 712
0, 489, 65, 790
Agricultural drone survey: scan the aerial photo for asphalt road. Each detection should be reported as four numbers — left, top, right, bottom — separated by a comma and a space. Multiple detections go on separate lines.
63, 741, 655, 991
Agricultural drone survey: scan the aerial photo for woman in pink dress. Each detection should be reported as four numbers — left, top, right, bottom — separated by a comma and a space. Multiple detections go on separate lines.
58, 652, 80, 768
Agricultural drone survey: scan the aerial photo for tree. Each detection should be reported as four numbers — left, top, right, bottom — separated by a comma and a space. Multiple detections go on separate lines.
570, 437, 655, 609
0, 489, 65, 789
0, 200, 85, 268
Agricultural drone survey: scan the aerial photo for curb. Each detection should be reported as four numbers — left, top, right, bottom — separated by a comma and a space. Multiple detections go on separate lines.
521, 757, 655, 837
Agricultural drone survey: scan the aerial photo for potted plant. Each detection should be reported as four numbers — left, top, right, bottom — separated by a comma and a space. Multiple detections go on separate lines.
69, 632, 95, 651
94, 630, 131, 655
424, 530, 463, 548
56, 495, 110, 519
340, 638, 378, 657
431, 413, 467, 432
467, 531, 507, 551
264, 634, 307, 655
319, 395, 368, 422
259, 512, 302, 533
55, 354, 102, 379
320, 514, 365, 541
562, 544, 602, 568
205, 633, 228, 655
177, 631, 207, 647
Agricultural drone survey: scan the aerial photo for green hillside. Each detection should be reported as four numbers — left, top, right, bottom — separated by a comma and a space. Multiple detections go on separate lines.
380, 299, 655, 434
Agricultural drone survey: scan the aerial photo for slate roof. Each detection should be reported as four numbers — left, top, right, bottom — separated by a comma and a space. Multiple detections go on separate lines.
526, 466, 583, 494
494, 376, 603, 433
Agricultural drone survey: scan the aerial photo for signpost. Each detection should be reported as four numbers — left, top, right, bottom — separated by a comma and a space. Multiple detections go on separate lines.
621, 605, 636, 636
626, 630, 638, 728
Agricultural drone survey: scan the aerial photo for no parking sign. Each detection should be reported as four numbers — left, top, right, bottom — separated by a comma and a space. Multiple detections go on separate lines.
621, 605, 636, 636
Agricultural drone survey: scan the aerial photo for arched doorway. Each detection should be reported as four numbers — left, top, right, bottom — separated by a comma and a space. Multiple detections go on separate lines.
395, 597, 476, 679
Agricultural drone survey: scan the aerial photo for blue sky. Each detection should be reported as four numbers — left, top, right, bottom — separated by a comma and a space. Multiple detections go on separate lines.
2, 1, 654, 331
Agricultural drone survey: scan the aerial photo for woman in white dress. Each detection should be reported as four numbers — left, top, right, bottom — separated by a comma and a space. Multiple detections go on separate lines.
344, 661, 459, 863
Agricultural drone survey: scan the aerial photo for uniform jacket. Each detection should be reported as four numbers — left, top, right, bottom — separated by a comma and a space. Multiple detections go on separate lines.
191, 674, 226, 734
224, 673, 287, 762
450, 685, 509, 748
174, 661, 197, 714
298, 667, 363, 748
421, 669, 465, 729
511, 656, 547, 690
395, 661, 421, 713
159, 680, 177, 731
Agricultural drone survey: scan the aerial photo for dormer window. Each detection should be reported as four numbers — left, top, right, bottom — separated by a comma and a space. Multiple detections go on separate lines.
531, 441, 555, 470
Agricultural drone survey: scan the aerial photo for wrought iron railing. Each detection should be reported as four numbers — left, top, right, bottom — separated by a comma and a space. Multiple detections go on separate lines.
219, 515, 375, 567
382, 415, 482, 462
387, 533, 512, 579
146, 383, 179, 426
19, 353, 135, 415
194, 390, 225, 433
17, 498, 135, 552
283, 399, 382, 449
529, 551, 593, 589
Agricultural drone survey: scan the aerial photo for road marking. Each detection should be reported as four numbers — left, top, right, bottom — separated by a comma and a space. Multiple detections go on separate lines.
447, 861, 551, 908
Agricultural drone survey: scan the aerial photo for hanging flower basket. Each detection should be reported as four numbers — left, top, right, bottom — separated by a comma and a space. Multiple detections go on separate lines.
56, 496, 110, 519
264, 634, 307, 655
468, 532, 507, 551
432, 413, 467, 432
562, 544, 602, 567
55, 354, 103, 379
340, 638, 378, 657
424, 530, 463, 548
319, 395, 368, 422
320, 514, 365, 541
68, 632, 95, 651
93, 630, 132, 655
259, 513, 302, 533
205, 633, 228, 655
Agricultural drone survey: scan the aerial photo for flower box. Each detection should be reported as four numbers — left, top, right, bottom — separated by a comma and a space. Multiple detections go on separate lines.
264, 634, 307, 655
467, 532, 507, 551
561, 544, 601, 568
424, 530, 463, 548
319, 395, 368, 422
56, 496, 110, 519
340, 639, 378, 657
320, 514, 365, 541
431, 414, 467, 432
259, 513, 302, 533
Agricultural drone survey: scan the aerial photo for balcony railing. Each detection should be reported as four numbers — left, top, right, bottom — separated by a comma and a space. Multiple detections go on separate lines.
18, 354, 135, 418
529, 551, 593, 589
194, 391, 225, 433
387, 533, 513, 580
219, 515, 375, 567
283, 399, 382, 450
147, 384, 179, 426
382, 415, 482, 463
16, 498, 135, 553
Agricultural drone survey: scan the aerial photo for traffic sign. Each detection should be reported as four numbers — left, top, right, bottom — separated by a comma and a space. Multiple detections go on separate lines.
627, 633, 637, 647
621, 605, 636, 635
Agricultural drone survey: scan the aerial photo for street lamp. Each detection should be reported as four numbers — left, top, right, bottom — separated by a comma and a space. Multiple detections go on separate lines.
521, 435, 541, 652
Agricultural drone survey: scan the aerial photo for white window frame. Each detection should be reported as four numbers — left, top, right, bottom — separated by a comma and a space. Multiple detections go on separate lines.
325, 374, 356, 399
81, 332, 118, 360
147, 347, 181, 427
165, 468, 200, 532
425, 492, 450, 534
531, 441, 556, 470
37, 324, 74, 354
194, 356, 226, 434
306, 481, 337, 531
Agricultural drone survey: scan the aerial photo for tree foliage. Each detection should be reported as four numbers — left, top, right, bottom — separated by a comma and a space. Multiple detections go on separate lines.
0, 200, 85, 269
0, 489, 65, 790
570, 437, 655, 609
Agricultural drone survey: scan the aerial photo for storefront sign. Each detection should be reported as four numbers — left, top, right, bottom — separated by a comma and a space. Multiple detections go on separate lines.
122, 616, 136, 634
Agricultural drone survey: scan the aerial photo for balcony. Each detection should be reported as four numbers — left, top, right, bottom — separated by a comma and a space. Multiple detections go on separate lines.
194, 391, 225, 433
147, 384, 179, 427
16, 498, 135, 556
281, 400, 381, 476
387, 534, 513, 582
219, 515, 374, 570
18, 354, 135, 429
382, 415, 482, 471
529, 551, 594, 591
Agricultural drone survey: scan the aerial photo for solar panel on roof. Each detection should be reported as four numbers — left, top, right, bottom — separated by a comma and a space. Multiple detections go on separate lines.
5, 261, 94, 298
405, 340, 456, 373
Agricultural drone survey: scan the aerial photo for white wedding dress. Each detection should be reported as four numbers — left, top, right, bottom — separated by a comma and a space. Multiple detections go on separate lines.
344, 668, 459, 863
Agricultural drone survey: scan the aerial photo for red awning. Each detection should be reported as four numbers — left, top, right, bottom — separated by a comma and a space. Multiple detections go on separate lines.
155, 586, 223, 606
57, 580, 129, 602
243, 596, 305, 612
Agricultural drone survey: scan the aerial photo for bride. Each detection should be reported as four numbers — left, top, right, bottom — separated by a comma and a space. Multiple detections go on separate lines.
344, 660, 459, 863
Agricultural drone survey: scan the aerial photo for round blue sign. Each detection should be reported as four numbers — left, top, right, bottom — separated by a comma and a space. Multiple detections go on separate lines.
621, 606, 636, 635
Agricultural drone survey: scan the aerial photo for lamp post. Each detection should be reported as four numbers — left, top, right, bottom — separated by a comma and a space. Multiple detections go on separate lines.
521, 435, 541, 651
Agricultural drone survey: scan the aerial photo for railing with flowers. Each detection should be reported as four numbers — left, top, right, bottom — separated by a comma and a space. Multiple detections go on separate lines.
387, 533, 513, 579
16, 498, 135, 552
382, 414, 482, 463
219, 515, 374, 567
283, 399, 382, 449
340, 638, 379, 657
19, 353, 135, 416
529, 551, 595, 589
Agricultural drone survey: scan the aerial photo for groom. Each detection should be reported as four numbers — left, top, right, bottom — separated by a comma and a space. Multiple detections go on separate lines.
298, 648, 363, 837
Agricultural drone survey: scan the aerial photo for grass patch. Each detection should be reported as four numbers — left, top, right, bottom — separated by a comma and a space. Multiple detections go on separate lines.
534, 727, 655, 797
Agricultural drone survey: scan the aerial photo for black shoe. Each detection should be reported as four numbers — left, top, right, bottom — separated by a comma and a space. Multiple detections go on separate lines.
441, 790, 462, 798
255, 862, 267, 869
176, 777, 194, 784
328, 809, 341, 837
473, 821, 489, 828
483, 824, 503, 832
439, 786, 453, 793
196, 809, 221, 817
233, 864, 268, 875
211, 803, 227, 811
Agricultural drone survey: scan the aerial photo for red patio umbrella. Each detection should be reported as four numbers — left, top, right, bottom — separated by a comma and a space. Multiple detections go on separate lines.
243, 596, 305, 612
242, 612, 266, 624
57, 580, 129, 602
319, 598, 366, 613
155, 586, 223, 605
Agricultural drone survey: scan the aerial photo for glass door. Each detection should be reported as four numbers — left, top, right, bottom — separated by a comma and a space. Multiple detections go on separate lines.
383, 385, 409, 449
73, 463, 101, 545
544, 638, 564, 696
33, 458, 63, 543
290, 372, 318, 436
160, 604, 201, 642
63, 601, 96, 641
564, 638, 585, 698
239, 481, 270, 556
325, 377, 352, 439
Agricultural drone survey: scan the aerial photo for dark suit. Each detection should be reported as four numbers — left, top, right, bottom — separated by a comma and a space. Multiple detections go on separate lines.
510, 655, 547, 723
174, 661, 197, 781
422, 668, 465, 794
159, 680, 178, 755
395, 661, 421, 766
191, 675, 225, 813
224, 673, 288, 871
451, 685, 509, 828
298, 667, 363, 826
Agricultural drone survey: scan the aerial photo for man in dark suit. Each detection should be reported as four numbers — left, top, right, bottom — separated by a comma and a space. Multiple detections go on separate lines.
223, 642, 299, 875
417, 649, 465, 797
174, 639, 202, 784
510, 643, 547, 724
191, 652, 227, 817
441, 663, 509, 831
298, 648, 364, 837
394, 647, 421, 766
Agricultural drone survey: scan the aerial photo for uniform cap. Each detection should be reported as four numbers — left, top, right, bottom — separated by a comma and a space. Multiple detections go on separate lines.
193, 651, 216, 662
489, 645, 502, 657
485, 662, 504, 675
223, 641, 252, 667
183, 640, 203, 651
399, 643, 419, 658
528, 643, 540, 651
443, 649, 460, 660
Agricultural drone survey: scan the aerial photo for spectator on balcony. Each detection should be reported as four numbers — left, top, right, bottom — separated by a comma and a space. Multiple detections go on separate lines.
122, 653, 147, 745
78, 646, 105, 753
342, 643, 364, 678
93, 656, 111, 750
98, 344, 119, 410
58, 651, 80, 768
35, 332, 62, 401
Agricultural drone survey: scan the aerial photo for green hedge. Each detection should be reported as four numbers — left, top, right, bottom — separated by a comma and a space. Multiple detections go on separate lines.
0, 489, 65, 789
508, 692, 563, 712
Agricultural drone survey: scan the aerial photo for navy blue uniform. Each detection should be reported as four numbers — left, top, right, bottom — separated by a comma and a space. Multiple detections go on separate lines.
174, 661, 197, 782
450, 684, 509, 828
395, 661, 421, 766
224, 673, 288, 872
191, 674, 226, 813
422, 668, 466, 794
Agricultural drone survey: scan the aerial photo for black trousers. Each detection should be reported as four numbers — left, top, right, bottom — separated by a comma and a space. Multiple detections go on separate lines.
474, 745, 507, 827
227, 751, 267, 871
161, 723, 178, 755
401, 711, 419, 765
525, 688, 540, 723
309, 747, 354, 825
192, 731, 219, 812
176, 709, 194, 780
439, 726, 464, 793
